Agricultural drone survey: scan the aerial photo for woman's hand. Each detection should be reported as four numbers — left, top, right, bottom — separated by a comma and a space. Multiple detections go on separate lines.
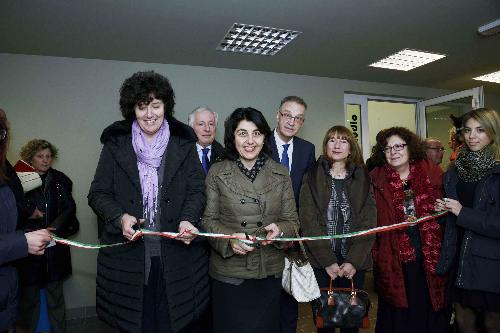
435, 198, 462, 216
25, 229, 52, 255
177, 221, 198, 245
261, 223, 281, 246
120, 214, 144, 240
325, 263, 341, 280
29, 208, 44, 219
230, 233, 256, 255
339, 262, 357, 279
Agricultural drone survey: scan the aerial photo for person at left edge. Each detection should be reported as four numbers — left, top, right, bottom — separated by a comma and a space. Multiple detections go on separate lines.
188, 106, 225, 174
0, 109, 52, 333
88, 71, 208, 333
268, 96, 315, 333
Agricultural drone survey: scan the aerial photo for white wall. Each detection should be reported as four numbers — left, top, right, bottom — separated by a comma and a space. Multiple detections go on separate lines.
0, 53, 455, 310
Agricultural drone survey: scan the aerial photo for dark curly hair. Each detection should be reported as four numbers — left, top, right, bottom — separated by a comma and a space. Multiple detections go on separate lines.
369, 127, 426, 167
119, 71, 175, 121
224, 107, 271, 161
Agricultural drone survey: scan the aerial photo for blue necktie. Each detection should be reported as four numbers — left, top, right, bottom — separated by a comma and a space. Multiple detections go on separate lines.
201, 147, 210, 174
281, 144, 290, 172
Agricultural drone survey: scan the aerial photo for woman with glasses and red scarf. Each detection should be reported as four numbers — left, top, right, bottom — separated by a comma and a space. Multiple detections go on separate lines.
369, 127, 448, 333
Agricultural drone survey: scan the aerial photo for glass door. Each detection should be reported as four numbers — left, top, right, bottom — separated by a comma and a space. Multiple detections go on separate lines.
417, 87, 484, 169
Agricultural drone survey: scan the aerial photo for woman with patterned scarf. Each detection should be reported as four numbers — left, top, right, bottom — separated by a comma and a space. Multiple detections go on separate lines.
435, 108, 500, 333
369, 127, 448, 333
300, 125, 377, 333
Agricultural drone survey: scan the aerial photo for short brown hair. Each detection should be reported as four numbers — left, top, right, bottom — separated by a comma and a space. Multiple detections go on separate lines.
20, 139, 59, 164
369, 127, 425, 167
279, 96, 307, 110
322, 125, 364, 168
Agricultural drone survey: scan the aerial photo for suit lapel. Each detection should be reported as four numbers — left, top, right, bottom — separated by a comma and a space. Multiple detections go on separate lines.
290, 138, 302, 179
268, 135, 280, 163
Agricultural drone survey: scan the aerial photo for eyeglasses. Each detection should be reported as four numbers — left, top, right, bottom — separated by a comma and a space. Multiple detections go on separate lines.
279, 111, 305, 123
0, 128, 6, 142
425, 146, 445, 152
383, 143, 407, 154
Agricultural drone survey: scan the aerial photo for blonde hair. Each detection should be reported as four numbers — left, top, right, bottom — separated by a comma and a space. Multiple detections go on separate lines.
20, 139, 59, 164
462, 108, 500, 160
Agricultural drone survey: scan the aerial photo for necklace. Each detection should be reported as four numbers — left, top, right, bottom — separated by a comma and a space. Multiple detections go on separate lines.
330, 169, 346, 179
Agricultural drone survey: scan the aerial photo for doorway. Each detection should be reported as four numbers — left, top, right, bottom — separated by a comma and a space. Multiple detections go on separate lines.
344, 87, 484, 164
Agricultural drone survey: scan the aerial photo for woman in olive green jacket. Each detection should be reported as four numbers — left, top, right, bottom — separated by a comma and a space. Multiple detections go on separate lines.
300, 125, 376, 333
201, 107, 298, 333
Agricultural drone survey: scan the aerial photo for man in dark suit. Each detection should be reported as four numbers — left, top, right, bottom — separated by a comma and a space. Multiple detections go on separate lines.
189, 106, 225, 174
268, 96, 315, 333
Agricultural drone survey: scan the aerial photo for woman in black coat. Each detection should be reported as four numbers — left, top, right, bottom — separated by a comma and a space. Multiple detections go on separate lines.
16, 139, 77, 333
436, 108, 500, 333
0, 109, 52, 332
88, 71, 208, 333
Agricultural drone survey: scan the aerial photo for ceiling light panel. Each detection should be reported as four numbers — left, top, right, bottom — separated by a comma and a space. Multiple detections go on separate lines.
473, 70, 500, 84
369, 49, 446, 71
217, 23, 301, 56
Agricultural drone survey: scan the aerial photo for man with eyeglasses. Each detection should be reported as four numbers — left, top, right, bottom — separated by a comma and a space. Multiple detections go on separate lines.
269, 96, 315, 333
424, 138, 445, 166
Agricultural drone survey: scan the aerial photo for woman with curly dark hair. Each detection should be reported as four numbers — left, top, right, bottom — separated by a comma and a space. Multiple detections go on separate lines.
369, 127, 448, 333
16, 138, 77, 333
88, 71, 208, 333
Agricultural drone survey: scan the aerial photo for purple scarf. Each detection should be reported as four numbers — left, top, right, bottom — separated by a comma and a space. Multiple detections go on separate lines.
132, 120, 170, 228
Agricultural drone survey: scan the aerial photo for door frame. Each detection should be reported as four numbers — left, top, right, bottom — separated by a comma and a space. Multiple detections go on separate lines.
344, 87, 484, 160
344, 94, 419, 160
416, 87, 484, 138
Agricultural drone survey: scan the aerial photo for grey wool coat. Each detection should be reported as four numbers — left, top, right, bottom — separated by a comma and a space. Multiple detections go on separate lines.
201, 158, 299, 280
88, 118, 208, 333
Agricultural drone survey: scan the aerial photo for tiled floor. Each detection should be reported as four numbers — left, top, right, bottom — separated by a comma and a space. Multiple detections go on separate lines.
66, 272, 378, 333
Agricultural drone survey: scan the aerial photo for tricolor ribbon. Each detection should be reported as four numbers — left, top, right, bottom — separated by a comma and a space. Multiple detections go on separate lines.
52, 211, 448, 249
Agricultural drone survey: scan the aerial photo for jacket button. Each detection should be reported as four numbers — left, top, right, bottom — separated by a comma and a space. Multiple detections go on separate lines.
257, 222, 262, 227
168, 219, 173, 224
241, 221, 247, 227
166, 198, 170, 203
240, 199, 245, 204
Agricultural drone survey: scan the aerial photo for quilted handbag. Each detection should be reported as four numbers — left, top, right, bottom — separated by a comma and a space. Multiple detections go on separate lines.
282, 226, 321, 302
312, 278, 371, 329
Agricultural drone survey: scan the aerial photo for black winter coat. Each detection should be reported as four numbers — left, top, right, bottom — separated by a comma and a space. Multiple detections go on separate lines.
88, 118, 209, 333
436, 164, 500, 293
0, 183, 28, 331
16, 168, 74, 285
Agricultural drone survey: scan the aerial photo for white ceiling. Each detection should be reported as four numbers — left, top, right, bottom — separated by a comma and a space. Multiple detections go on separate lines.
1, 0, 499, 93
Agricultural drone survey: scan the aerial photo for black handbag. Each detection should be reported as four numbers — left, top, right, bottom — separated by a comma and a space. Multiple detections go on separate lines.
312, 278, 371, 329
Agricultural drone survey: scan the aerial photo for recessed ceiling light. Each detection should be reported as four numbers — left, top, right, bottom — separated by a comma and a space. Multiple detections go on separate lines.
216, 23, 301, 56
473, 70, 500, 83
369, 48, 446, 71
